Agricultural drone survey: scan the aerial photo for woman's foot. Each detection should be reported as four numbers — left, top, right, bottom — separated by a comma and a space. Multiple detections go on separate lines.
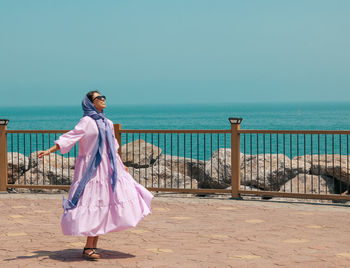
82, 248, 101, 260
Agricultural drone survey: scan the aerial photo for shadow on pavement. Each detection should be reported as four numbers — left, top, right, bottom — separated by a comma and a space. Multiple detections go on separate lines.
4, 248, 135, 262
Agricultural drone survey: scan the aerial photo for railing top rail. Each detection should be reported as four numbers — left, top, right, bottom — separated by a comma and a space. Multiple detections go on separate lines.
239, 129, 350, 135
120, 129, 231, 134
6, 129, 350, 135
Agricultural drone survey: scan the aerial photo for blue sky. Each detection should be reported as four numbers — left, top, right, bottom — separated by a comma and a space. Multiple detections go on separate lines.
0, 0, 349, 106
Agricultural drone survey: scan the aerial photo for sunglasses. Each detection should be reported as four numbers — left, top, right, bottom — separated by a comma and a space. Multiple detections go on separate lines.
93, 95, 106, 102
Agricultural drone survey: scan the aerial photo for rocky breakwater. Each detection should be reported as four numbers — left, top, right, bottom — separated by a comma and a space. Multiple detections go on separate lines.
203, 150, 348, 195
121, 139, 200, 189
7, 140, 350, 195
7, 151, 75, 193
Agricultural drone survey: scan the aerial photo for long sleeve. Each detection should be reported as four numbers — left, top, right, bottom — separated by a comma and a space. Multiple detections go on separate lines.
55, 117, 88, 154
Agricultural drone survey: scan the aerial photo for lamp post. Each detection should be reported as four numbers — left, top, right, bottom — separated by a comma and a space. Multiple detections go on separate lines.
228, 117, 242, 199
0, 119, 9, 192
0, 119, 9, 126
228, 117, 243, 125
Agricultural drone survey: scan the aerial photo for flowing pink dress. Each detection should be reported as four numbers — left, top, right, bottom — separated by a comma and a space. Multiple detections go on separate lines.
55, 116, 153, 236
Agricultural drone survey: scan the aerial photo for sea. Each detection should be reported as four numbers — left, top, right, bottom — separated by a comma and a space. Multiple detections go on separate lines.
2, 102, 350, 160
2, 102, 350, 131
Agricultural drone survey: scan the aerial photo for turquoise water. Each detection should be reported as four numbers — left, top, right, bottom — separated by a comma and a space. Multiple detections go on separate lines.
1, 102, 350, 130
2, 102, 350, 159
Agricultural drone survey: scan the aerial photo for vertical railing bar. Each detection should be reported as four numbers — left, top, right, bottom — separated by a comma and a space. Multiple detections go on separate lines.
304, 133, 306, 193
224, 133, 226, 185
204, 133, 206, 186
184, 133, 186, 189
177, 133, 180, 188
263, 133, 266, 189
132, 133, 135, 178
325, 134, 328, 194
164, 133, 167, 188
11, 134, 14, 185
138, 133, 141, 183
311, 134, 313, 194
290, 134, 292, 192
126, 133, 128, 163
55, 133, 57, 185
17, 134, 20, 184
340, 134, 342, 194
250, 133, 252, 188
210, 133, 213, 179
270, 133, 272, 190
243, 133, 246, 189
318, 134, 320, 194
158, 133, 160, 188
217, 133, 220, 187
197, 133, 199, 188
29, 133, 32, 184
190, 133, 193, 189
347, 134, 349, 194
151, 133, 154, 187
42, 133, 45, 185
332, 134, 335, 195
67, 134, 70, 184
49, 134, 51, 185
23, 133, 26, 184
145, 133, 147, 188
277, 133, 279, 188
256, 133, 259, 189
297, 134, 299, 193
36, 133, 38, 185
283, 134, 285, 192
171, 133, 173, 188
61, 135, 64, 185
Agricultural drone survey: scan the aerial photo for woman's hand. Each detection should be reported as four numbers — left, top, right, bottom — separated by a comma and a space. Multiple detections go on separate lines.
124, 166, 129, 172
38, 150, 50, 159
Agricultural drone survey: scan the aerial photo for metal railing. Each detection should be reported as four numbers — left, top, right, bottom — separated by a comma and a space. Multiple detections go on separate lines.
1, 121, 350, 201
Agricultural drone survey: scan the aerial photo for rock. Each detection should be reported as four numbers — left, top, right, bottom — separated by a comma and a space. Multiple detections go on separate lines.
128, 165, 198, 189
16, 166, 73, 186
203, 151, 294, 190
28, 151, 75, 170
203, 149, 244, 188
7, 152, 29, 184
294, 155, 350, 185
280, 174, 335, 194
120, 139, 162, 168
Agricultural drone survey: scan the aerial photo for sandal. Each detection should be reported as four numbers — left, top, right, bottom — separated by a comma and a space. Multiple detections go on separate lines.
82, 247, 101, 260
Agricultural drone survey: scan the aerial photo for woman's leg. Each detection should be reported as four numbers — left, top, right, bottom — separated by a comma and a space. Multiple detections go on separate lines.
93, 236, 99, 249
83, 236, 101, 259
85, 236, 95, 248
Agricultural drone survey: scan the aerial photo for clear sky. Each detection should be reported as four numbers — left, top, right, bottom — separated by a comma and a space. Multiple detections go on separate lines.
0, 0, 349, 106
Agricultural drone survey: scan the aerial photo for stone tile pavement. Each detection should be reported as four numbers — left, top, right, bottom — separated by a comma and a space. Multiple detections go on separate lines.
1, 193, 350, 267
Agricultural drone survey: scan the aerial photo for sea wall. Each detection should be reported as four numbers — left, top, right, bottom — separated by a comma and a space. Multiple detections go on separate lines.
7, 139, 350, 195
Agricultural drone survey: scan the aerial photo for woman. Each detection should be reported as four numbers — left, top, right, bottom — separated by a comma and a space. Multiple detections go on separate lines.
38, 91, 153, 260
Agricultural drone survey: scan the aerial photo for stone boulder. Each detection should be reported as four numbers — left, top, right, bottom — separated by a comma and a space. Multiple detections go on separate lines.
128, 165, 198, 189
280, 174, 335, 194
16, 167, 73, 186
203, 149, 244, 188
120, 139, 162, 168
7, 152, 29, 184
28, 151, 76, 170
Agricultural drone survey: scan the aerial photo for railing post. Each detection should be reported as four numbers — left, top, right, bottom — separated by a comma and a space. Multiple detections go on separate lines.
0, 119, 9, 192
114, 123, 122, 155
229, 118, 242, 199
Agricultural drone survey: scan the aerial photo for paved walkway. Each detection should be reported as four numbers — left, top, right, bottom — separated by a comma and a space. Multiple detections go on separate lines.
1, 193, 350, 267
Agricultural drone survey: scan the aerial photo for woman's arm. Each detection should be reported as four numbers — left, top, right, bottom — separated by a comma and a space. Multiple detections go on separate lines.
38, 144, 60, 158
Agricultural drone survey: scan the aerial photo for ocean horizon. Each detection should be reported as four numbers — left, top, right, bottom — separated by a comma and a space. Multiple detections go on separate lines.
1, 101, 350, 131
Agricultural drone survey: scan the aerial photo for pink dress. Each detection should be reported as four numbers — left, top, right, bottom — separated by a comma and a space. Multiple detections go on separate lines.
55, 116, 153, 236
